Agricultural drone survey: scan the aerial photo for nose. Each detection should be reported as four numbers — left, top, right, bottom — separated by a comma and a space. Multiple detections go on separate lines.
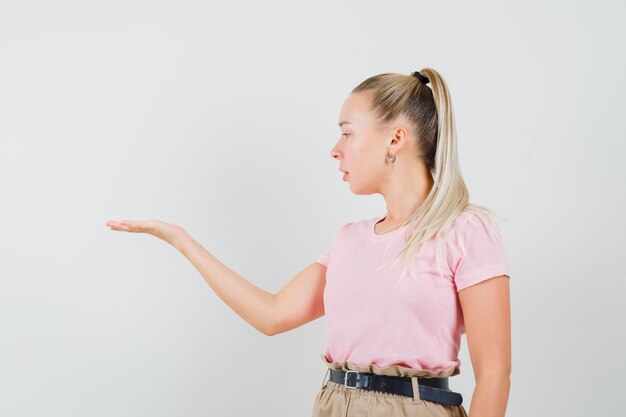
330, 143, 341, 160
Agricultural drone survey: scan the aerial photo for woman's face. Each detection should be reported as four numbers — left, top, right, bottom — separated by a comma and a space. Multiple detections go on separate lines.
331, 92, 390, 195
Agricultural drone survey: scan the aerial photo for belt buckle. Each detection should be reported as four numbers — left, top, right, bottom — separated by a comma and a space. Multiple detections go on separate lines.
344, 370, 359, 389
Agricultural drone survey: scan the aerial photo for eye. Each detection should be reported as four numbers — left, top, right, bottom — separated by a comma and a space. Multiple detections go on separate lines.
342, 133, 350, 138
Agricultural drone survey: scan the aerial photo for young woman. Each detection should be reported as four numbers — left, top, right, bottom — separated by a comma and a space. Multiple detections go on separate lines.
106, 68, 511, 417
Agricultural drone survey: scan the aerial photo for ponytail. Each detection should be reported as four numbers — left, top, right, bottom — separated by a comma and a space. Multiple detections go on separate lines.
351, 68, 505, 281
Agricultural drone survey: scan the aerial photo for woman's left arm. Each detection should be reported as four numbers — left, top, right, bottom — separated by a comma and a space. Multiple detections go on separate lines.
458, 275, 511, 417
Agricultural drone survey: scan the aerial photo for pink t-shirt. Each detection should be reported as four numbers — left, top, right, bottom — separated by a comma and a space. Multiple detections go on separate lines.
315, 210, 510, 375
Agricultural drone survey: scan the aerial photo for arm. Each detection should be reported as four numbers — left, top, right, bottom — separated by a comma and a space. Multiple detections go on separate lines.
173, 231, 276, 336
174, 231, 327, 337
106, 219, 325, 337
270, 262, 326, 335
458, 275, 511, 417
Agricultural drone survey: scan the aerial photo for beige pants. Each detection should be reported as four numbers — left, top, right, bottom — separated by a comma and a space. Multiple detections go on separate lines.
311, 354, 468, 417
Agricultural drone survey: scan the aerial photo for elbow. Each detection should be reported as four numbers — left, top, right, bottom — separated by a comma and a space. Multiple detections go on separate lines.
262, 295, 279, 337
263, 322, 282, 337
263, 316, 281, 336
257, 308, 276, 336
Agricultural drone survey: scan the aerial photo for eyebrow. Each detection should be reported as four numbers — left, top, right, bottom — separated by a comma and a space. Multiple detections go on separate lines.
338, 121, 352, 127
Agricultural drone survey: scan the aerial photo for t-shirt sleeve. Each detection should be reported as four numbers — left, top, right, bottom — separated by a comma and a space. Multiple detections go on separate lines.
453, 213, 510, 292
314, 222, 351, 268
315, 251, 330, 267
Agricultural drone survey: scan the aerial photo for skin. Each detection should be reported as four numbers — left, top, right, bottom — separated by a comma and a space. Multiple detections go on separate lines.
334, 91, 434, 232
106, 90, 511, 417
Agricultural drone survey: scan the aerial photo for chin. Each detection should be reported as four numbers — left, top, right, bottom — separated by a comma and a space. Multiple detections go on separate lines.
349, 183, 376, 196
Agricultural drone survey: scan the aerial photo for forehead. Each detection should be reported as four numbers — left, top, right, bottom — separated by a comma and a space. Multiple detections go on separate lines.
338, 92, 374, 127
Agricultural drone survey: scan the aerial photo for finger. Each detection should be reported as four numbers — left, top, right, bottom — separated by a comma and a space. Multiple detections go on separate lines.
106, 220, 128, 228
107, 220, 140, 232
108, 223, 127, 231
116, 220, 137, 232
124, 220, 156, 234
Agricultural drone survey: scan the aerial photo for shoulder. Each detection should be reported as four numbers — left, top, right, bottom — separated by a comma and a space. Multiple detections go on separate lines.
451, 209, 510, 290
442, 209, 505, 255
454, 209, 501, 235
341, 214, 379, 232
330, 214, 380, 241
328, 220, 356, 241
455, 209, 483, 227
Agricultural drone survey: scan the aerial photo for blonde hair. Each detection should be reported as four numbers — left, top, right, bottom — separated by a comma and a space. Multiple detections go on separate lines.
351, 68, 507, 281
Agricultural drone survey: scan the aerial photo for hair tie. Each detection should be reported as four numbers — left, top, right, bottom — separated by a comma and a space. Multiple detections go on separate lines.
411, 71, 430, 85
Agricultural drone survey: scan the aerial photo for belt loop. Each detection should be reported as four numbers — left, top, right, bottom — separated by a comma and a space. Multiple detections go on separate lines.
411, 376, 423, 405
320, 368, 330, 389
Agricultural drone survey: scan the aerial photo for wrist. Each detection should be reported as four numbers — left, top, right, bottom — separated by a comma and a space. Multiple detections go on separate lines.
170, 228, 191, 251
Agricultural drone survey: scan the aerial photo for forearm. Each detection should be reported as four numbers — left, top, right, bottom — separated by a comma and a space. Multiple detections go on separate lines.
172, 231, 276, 336
467, 373, 510, 417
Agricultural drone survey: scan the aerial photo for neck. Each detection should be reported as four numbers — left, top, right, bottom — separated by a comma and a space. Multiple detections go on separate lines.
380, 161, 434, 224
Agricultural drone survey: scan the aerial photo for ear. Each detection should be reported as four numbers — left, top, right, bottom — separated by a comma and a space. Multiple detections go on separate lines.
388, 124, 411, 152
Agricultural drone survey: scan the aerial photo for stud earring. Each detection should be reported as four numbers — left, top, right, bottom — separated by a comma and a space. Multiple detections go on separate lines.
388, 153, 396, 163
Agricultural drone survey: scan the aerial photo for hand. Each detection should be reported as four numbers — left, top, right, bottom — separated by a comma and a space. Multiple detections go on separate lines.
106, 219, 187, 247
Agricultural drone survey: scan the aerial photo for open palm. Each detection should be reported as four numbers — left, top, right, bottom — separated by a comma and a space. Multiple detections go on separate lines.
106, 219, 185, 246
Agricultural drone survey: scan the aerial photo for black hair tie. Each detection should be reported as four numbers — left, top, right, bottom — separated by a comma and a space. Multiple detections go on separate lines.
411, 71, 430, 85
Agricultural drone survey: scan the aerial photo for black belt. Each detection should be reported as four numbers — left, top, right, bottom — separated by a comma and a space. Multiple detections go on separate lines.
328, 369, 463, 407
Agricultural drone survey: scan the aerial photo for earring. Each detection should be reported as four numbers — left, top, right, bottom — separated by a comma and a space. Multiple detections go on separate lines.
388, 153, 396, 163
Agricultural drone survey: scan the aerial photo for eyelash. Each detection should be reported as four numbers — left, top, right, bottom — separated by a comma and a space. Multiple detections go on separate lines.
342, 133, 350, 138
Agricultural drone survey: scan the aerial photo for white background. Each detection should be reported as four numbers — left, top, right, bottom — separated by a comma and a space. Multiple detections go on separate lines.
0, 0, 623, 416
